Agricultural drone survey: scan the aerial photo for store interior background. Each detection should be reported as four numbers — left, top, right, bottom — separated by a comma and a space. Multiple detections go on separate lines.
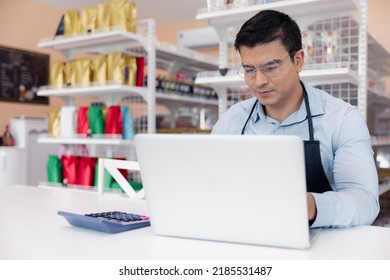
0, 0, 390, 131
1, 0, 390, 225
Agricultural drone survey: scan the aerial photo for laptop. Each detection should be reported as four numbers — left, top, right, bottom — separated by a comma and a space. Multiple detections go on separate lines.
134, 134, 312, 249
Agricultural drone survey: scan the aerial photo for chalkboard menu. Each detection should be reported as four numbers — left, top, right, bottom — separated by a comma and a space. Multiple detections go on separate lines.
0, 45, 49, 104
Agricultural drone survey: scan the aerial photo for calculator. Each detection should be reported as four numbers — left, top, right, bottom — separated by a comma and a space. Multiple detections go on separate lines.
58, 211, 150, 233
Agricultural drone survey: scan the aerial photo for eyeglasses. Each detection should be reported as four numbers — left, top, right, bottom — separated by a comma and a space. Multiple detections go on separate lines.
237, 52, 292, 80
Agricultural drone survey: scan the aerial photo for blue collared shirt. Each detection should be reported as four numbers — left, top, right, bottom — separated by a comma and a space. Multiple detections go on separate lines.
212, 82, 379, 228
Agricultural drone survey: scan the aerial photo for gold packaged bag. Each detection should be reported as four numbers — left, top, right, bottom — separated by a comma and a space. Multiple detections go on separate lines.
75, 57, 92, 87
97, 2, 111, 31
92, 54, 107, 85
106, 52, 125, 84
124, 55, 136, 86
81, 5, 98, 33
48, 107, 61, 136
64, 9, 81, 35
110, 0, 127, 31
50, 61, 65, 88
64, 59, 77, 87
126, 2, 137, 33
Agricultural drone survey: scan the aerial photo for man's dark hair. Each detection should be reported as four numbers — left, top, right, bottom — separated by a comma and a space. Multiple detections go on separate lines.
234, 10, 302, 58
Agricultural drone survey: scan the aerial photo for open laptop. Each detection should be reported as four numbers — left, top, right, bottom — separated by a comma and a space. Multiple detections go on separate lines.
134, 134, 312, 249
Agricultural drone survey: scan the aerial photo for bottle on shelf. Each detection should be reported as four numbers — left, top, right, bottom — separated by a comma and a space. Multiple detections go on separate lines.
2, 125, 15, 146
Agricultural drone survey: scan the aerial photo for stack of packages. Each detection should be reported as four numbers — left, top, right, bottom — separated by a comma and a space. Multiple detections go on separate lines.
47, 151, 142, 191
50, 0, 144, 88
50, 52, 145, 88
46, 1, 142, 189
46, 103, 137, 189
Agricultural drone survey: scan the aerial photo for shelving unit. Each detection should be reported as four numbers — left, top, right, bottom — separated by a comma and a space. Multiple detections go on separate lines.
36, 15, 219, 189
195, 0, 373, 117
37, 19, 219, 142
196, 0, 390, 190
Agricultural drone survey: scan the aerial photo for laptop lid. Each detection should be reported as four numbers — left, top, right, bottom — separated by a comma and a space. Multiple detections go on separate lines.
134, 134, 310, 249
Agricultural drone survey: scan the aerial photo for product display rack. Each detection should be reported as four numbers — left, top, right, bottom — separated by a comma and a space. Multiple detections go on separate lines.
36, 16, 219, 189
37, 19, 219, 143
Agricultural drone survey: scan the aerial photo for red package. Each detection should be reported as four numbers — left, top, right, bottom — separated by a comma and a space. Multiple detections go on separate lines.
77, 156, 97, 187
61, 155, 79, 185
77, 106, 89, 135
105, 105, 123, 135
136, 57, 145, 87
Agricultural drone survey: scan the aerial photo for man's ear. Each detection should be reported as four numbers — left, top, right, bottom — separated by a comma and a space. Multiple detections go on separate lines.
294, 49, 305, 72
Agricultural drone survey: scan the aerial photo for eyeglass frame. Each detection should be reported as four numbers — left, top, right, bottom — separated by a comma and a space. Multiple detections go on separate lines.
237, 50, 298, 80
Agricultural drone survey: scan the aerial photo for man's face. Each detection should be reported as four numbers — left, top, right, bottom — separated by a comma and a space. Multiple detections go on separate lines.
239, 41, 304, 114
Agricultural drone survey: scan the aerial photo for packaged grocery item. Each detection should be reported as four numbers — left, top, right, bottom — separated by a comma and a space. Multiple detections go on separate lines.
48, 107, 61, 136
135, 57, 145, 87
126, 2, 137, 33
110, 0, 127, 31
124, 55, 136, 86
50, 61, 65, 88
106, 52, 126, 84
64, 9, 81, 35
121, 106, 135, 140
97, 2, 111, 31
64, 59, 77, 87
75, 57, 92, 87
80, 5, 98, 33
60, 106, 77, 137
92, 54, 107, 85
105, 105, 123, 135
88, 105, 105, 135
47, 155, 62, 183
77, 106, 89, 135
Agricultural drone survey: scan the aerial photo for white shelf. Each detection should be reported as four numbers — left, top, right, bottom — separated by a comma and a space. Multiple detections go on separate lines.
37, 84, 148, 104
38, 30, 218, 73
195, 67, 358, 88
37, 134, 135, 146
37, 29, 148, 55
196, 0, 357, 27
156, 42, 218, 73
156, 92, 218, 107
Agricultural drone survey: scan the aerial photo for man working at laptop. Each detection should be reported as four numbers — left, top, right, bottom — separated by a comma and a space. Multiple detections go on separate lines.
212, 10, 379, 228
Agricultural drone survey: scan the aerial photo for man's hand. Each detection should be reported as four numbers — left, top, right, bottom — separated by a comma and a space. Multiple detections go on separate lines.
307, 193, 317, 225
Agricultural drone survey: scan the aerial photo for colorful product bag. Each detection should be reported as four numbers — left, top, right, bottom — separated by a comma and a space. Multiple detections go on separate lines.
77, 156, 98, 187
77, 106, 89, 135
47, 155, 62, 183
61, 154, 79, 185
105, 105, 123, 135
88, 105, 105, 135
121, 106, 135, 139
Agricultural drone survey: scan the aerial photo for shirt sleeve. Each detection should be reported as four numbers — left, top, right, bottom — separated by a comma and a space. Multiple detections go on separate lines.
311, 107, 380, 228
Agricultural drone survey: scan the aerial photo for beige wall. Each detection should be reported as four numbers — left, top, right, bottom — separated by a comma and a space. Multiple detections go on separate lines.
0, 0, 389, 131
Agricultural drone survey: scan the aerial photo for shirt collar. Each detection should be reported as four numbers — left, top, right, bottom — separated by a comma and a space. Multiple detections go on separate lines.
251, 82, 325, 125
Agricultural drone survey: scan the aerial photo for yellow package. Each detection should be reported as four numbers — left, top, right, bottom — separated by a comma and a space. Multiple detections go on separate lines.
97, 2, 111, 31
64, 9, 81, 35
50, 61, 65, 88
75, 57, 92, 87
48, 107, 61, 136
81, 6, 98, 33
64, 59, 77, 87
106, 52, 125, 84
92, 54, 107, 85
126, 2, 137, 33
110, 0, 127, 31
124, 55, 136, 86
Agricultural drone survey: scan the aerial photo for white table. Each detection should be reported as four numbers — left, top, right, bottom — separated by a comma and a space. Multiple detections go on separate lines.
1, 185, 390, 260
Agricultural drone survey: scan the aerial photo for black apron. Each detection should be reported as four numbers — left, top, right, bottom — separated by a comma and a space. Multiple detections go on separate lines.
241, 83, 332, 194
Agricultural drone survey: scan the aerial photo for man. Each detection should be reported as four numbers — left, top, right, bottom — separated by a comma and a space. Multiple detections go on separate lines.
211, 9, 379, 228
